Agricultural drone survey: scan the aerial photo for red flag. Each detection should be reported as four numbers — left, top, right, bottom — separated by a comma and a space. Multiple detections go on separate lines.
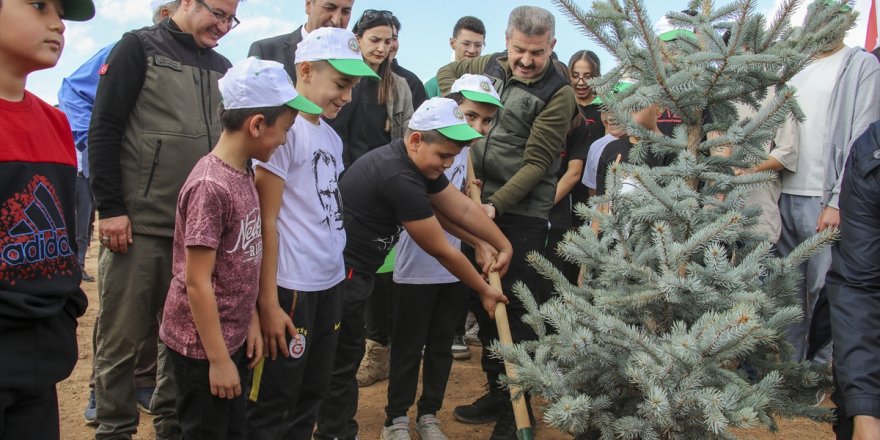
867, 0, 879, 51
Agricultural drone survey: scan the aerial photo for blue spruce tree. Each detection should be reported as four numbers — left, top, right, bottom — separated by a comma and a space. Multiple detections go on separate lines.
494, 1, 857, 438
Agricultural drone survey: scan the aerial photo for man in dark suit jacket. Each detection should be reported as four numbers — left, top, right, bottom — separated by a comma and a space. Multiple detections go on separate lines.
248, 0, 355, 81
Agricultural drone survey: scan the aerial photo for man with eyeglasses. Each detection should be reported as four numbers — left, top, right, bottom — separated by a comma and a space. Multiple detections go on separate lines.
424, 16, 487, 98
88, 0, 239, 438
57, 0, 179, 426
248, 0, 354, 82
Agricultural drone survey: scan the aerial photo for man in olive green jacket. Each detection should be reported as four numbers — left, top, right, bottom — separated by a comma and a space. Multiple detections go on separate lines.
436, 5, 576, 439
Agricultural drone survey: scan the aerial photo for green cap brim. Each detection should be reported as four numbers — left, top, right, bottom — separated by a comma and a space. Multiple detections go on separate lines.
327, 59, 381, 80
62, 0, 95, 21
659, 29, 696, 42
460, 90, 504, 109
436, 123, 483, 142
817, 0, 852, 12
285, 95, 323, 115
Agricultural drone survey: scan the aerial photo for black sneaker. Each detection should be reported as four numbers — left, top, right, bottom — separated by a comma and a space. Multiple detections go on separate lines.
489, 407, 537, 440
489, 409, 516, 440
81, 269, 95, 282
453, 385, 507, 424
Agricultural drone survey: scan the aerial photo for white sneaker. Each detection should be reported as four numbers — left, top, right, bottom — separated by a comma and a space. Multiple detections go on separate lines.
451, 335, 470, 360
381, 416, 412, 440
463, 322, 481, 347
415, 414, 448, 440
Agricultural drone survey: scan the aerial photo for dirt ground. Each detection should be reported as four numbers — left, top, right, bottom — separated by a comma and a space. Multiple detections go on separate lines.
58, 245, 836, 439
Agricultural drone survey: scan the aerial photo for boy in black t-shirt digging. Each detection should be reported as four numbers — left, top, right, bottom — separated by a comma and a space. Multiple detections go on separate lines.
315, 97, 512, 440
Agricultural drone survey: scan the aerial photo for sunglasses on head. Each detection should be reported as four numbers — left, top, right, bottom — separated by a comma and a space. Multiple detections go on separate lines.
354, 9, 394, 31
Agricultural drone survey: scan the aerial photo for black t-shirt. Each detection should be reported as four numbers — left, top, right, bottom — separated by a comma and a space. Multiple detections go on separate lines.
392, 59, 428, 109
340, 139, 449, 273
549, 116, 592, 229
328, 79, 390, 168
594, 136, 673, 196
572, 104, 607, 223
657, 108, 714, 137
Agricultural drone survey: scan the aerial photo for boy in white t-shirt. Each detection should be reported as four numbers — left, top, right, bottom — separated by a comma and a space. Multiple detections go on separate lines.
159, 57, 321, 439
246, 27, 380, 439
382, 75, 503, 440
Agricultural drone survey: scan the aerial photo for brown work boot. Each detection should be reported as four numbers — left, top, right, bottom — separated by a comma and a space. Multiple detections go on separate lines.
356, 339, 389, 387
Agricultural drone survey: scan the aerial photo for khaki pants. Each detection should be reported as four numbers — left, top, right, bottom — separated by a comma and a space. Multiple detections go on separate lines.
94, 234, 179, 440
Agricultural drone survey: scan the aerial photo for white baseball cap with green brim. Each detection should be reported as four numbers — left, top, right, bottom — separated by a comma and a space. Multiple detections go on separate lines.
409, 98, 483, 142
659, 29, 697, 42
592, 81, 635, 105
219, 57, 323, 115
450, 74, 503, 108
296, 27, 381, 80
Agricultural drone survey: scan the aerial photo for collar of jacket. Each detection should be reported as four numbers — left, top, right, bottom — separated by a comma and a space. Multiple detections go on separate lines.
161, 18, 216, 54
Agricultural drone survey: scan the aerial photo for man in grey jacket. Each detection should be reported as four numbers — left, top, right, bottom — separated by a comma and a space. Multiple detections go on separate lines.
774, 1, 880, 366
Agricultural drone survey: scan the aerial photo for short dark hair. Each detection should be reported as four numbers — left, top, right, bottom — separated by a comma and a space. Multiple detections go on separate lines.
444, 91, 466, 105
406, 128, 470, 149
219, 104, 291, 131
453, 16, 486, 38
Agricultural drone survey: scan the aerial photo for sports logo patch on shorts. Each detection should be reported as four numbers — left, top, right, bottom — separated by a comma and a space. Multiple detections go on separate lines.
288, 333, 306, 359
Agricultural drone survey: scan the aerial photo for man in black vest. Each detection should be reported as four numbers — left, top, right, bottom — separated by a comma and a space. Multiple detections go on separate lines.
88, 0, 237, 437
436, 5, 576, 440
248, 0, 354, 81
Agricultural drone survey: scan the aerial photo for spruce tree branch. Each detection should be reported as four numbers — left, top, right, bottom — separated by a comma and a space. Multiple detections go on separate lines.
761, 0, 801, 52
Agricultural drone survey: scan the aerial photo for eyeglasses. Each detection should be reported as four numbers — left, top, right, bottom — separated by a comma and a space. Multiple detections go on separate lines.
196, 0, 240, 30
455, 40, 485, 51
570, 73, 595, 83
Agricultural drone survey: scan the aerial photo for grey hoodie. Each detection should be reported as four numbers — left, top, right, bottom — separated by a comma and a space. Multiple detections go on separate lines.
821, 47, 880, 209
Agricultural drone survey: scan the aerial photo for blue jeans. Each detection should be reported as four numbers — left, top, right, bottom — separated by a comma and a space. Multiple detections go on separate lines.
75, 173, 93, 267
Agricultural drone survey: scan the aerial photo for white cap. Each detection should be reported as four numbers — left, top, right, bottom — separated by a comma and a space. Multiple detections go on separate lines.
450, 74, 503, 108
295, 27, 380, 80
150, 0, 171, 13
219, 57, 322, 114
408, 97, 482, 142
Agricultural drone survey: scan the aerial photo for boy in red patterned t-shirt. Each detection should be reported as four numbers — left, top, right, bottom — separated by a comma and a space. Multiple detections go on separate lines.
0, 0, 94, 438
158, 57, 321, 439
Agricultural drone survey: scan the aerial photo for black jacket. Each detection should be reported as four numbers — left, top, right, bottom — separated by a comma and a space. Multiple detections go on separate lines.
826, 119, 880, 421
248, 26, 303, 81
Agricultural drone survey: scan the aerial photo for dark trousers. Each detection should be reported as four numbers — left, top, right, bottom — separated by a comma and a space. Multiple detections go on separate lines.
168, 346, 248, 440
0, 310, 78, 440
75, 173, 94, 267
246, 285, 342, 440
364, 272, 394, 345
468, 213, 549, 383
314, 269, 375, 440
386, 281, 469, 420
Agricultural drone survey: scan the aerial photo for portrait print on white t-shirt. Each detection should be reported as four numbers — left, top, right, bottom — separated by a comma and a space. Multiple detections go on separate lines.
312, 149, 343, 231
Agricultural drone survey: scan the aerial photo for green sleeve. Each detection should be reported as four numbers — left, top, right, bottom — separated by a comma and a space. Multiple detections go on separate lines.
436, 54, 493, 95
488, 86, 577, 214
424, 76, 440, 98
